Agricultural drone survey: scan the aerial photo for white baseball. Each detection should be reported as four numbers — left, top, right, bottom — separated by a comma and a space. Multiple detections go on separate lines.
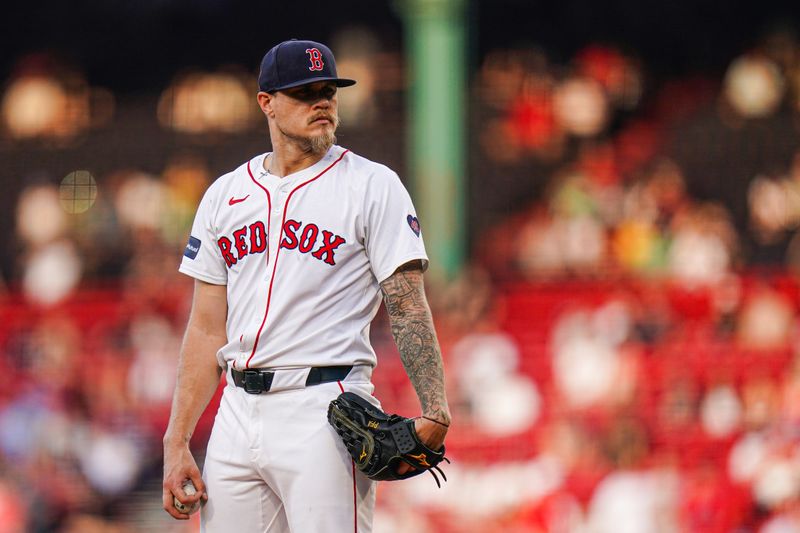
174, 479, 201, 515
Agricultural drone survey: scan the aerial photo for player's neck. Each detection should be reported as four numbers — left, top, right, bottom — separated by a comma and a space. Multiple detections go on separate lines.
266, 140, 331, 178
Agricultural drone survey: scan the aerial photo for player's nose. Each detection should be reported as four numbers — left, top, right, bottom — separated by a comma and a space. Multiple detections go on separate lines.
313, 97, 332, 109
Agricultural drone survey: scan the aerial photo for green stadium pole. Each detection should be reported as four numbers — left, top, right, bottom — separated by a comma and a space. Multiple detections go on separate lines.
398, 0, 467, 282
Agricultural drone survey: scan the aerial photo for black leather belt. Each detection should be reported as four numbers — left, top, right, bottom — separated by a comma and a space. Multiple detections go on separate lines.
231, 365, 353, 394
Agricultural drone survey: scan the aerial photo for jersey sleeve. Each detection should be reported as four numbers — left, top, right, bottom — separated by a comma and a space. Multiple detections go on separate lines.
178, 183, 228, 285
364, 168, 429, 283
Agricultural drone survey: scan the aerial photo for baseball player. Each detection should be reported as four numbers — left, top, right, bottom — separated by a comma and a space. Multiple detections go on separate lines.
162, 39, 451, 532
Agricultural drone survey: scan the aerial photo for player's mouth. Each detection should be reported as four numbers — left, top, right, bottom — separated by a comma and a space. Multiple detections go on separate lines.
309, 114, 335, 126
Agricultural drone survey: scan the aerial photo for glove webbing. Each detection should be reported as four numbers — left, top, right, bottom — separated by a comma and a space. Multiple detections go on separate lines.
392, 419, 450, 487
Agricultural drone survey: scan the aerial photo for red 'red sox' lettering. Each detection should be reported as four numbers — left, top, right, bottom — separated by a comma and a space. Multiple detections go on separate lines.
298, 224, 319, 253
281, 219, 345, 265
312, 230, 346, 265
233, 226, 249, 259
218, 221, 267, 267
218, 219, 345, 268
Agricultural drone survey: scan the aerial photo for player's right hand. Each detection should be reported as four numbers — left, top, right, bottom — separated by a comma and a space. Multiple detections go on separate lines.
162, 442, 207, 519
396, 416, 449, 476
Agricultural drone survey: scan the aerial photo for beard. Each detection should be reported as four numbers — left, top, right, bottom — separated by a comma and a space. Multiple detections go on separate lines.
308, 128, 337, 154
278, 113, 340, 155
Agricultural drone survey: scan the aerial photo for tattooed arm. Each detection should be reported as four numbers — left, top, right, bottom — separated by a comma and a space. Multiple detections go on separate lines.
380, 261, 451, 456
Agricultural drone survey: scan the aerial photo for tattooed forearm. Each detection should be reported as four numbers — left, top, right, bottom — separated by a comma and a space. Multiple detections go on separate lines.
381, 265, 451, 424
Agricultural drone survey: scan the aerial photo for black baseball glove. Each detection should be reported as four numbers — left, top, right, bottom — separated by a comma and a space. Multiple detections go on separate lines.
327, 391, 449, 486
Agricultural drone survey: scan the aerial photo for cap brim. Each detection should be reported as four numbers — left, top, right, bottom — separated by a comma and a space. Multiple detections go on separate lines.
261, 77, 356, 93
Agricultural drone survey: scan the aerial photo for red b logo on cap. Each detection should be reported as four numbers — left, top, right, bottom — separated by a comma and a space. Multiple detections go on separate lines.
306, 48, 324, 71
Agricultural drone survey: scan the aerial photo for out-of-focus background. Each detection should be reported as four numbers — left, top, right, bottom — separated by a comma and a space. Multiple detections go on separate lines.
3, 0, 800, 531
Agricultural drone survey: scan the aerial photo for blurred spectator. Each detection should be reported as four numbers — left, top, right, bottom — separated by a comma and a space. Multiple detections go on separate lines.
722, 55, 785, 120
1, 54, 112, 143
15, 183, 86, 305
736, 285, 795, 349
613, 158, 688, 272
667, 203, 737, 286
160, 155, 212, 248
22, 240, 82, 306
585, 467, 680, 533
729, 431, 770, 486
551, 302, 634, 409
331, 27, 381, 125
752, 454, 800, 511
741, 375, 781, 431
516, 169, 614, 278
113, 171, 167, 233
157, 69, 257, 134
15, 184, 69, 248
573, 45, 643, 112
76, 426, 143, 497
478, 48, 564, 164
451, 331, 541, 436
699, 382, 742, 438
553, 76, 609, 138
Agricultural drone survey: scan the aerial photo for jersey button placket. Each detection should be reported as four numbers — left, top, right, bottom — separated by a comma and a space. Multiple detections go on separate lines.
267, 190, 284, 281
273, 186, 286, 215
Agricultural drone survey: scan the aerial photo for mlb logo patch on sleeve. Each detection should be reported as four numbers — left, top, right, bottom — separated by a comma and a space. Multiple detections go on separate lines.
184, 236, 201, 259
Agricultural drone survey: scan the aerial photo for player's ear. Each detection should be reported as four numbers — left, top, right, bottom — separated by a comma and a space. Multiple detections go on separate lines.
257, 91, 276, 119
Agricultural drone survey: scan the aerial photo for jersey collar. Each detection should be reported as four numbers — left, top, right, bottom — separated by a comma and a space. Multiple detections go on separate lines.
253, 145, 346, 186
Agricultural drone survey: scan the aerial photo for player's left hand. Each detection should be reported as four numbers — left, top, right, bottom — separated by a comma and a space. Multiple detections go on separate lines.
328, 392, 450, 484
396, 416, 449, 476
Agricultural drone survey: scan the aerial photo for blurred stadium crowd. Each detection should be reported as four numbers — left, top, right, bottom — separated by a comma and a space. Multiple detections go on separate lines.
3, 23, 800, 533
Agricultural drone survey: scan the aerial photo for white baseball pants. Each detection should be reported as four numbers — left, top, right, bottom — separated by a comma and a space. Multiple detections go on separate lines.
200, 366, 377, 533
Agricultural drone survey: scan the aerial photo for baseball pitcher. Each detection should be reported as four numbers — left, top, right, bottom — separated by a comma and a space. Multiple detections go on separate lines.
162, 39, 451, 533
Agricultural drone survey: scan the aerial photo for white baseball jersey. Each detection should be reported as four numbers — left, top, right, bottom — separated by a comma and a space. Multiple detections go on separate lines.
179, 145, 428, 371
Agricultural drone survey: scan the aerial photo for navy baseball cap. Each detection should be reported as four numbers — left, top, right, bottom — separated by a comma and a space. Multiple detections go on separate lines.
258, 39, 356, 93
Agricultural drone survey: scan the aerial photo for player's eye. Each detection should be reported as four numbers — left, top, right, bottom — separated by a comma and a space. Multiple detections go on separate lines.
286, 85, 336, 102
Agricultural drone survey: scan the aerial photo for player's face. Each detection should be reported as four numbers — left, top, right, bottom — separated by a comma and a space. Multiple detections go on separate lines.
270, 81, 340, 153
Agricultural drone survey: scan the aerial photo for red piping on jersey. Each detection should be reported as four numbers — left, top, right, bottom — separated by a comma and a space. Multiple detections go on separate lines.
245, 150, 349, 368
